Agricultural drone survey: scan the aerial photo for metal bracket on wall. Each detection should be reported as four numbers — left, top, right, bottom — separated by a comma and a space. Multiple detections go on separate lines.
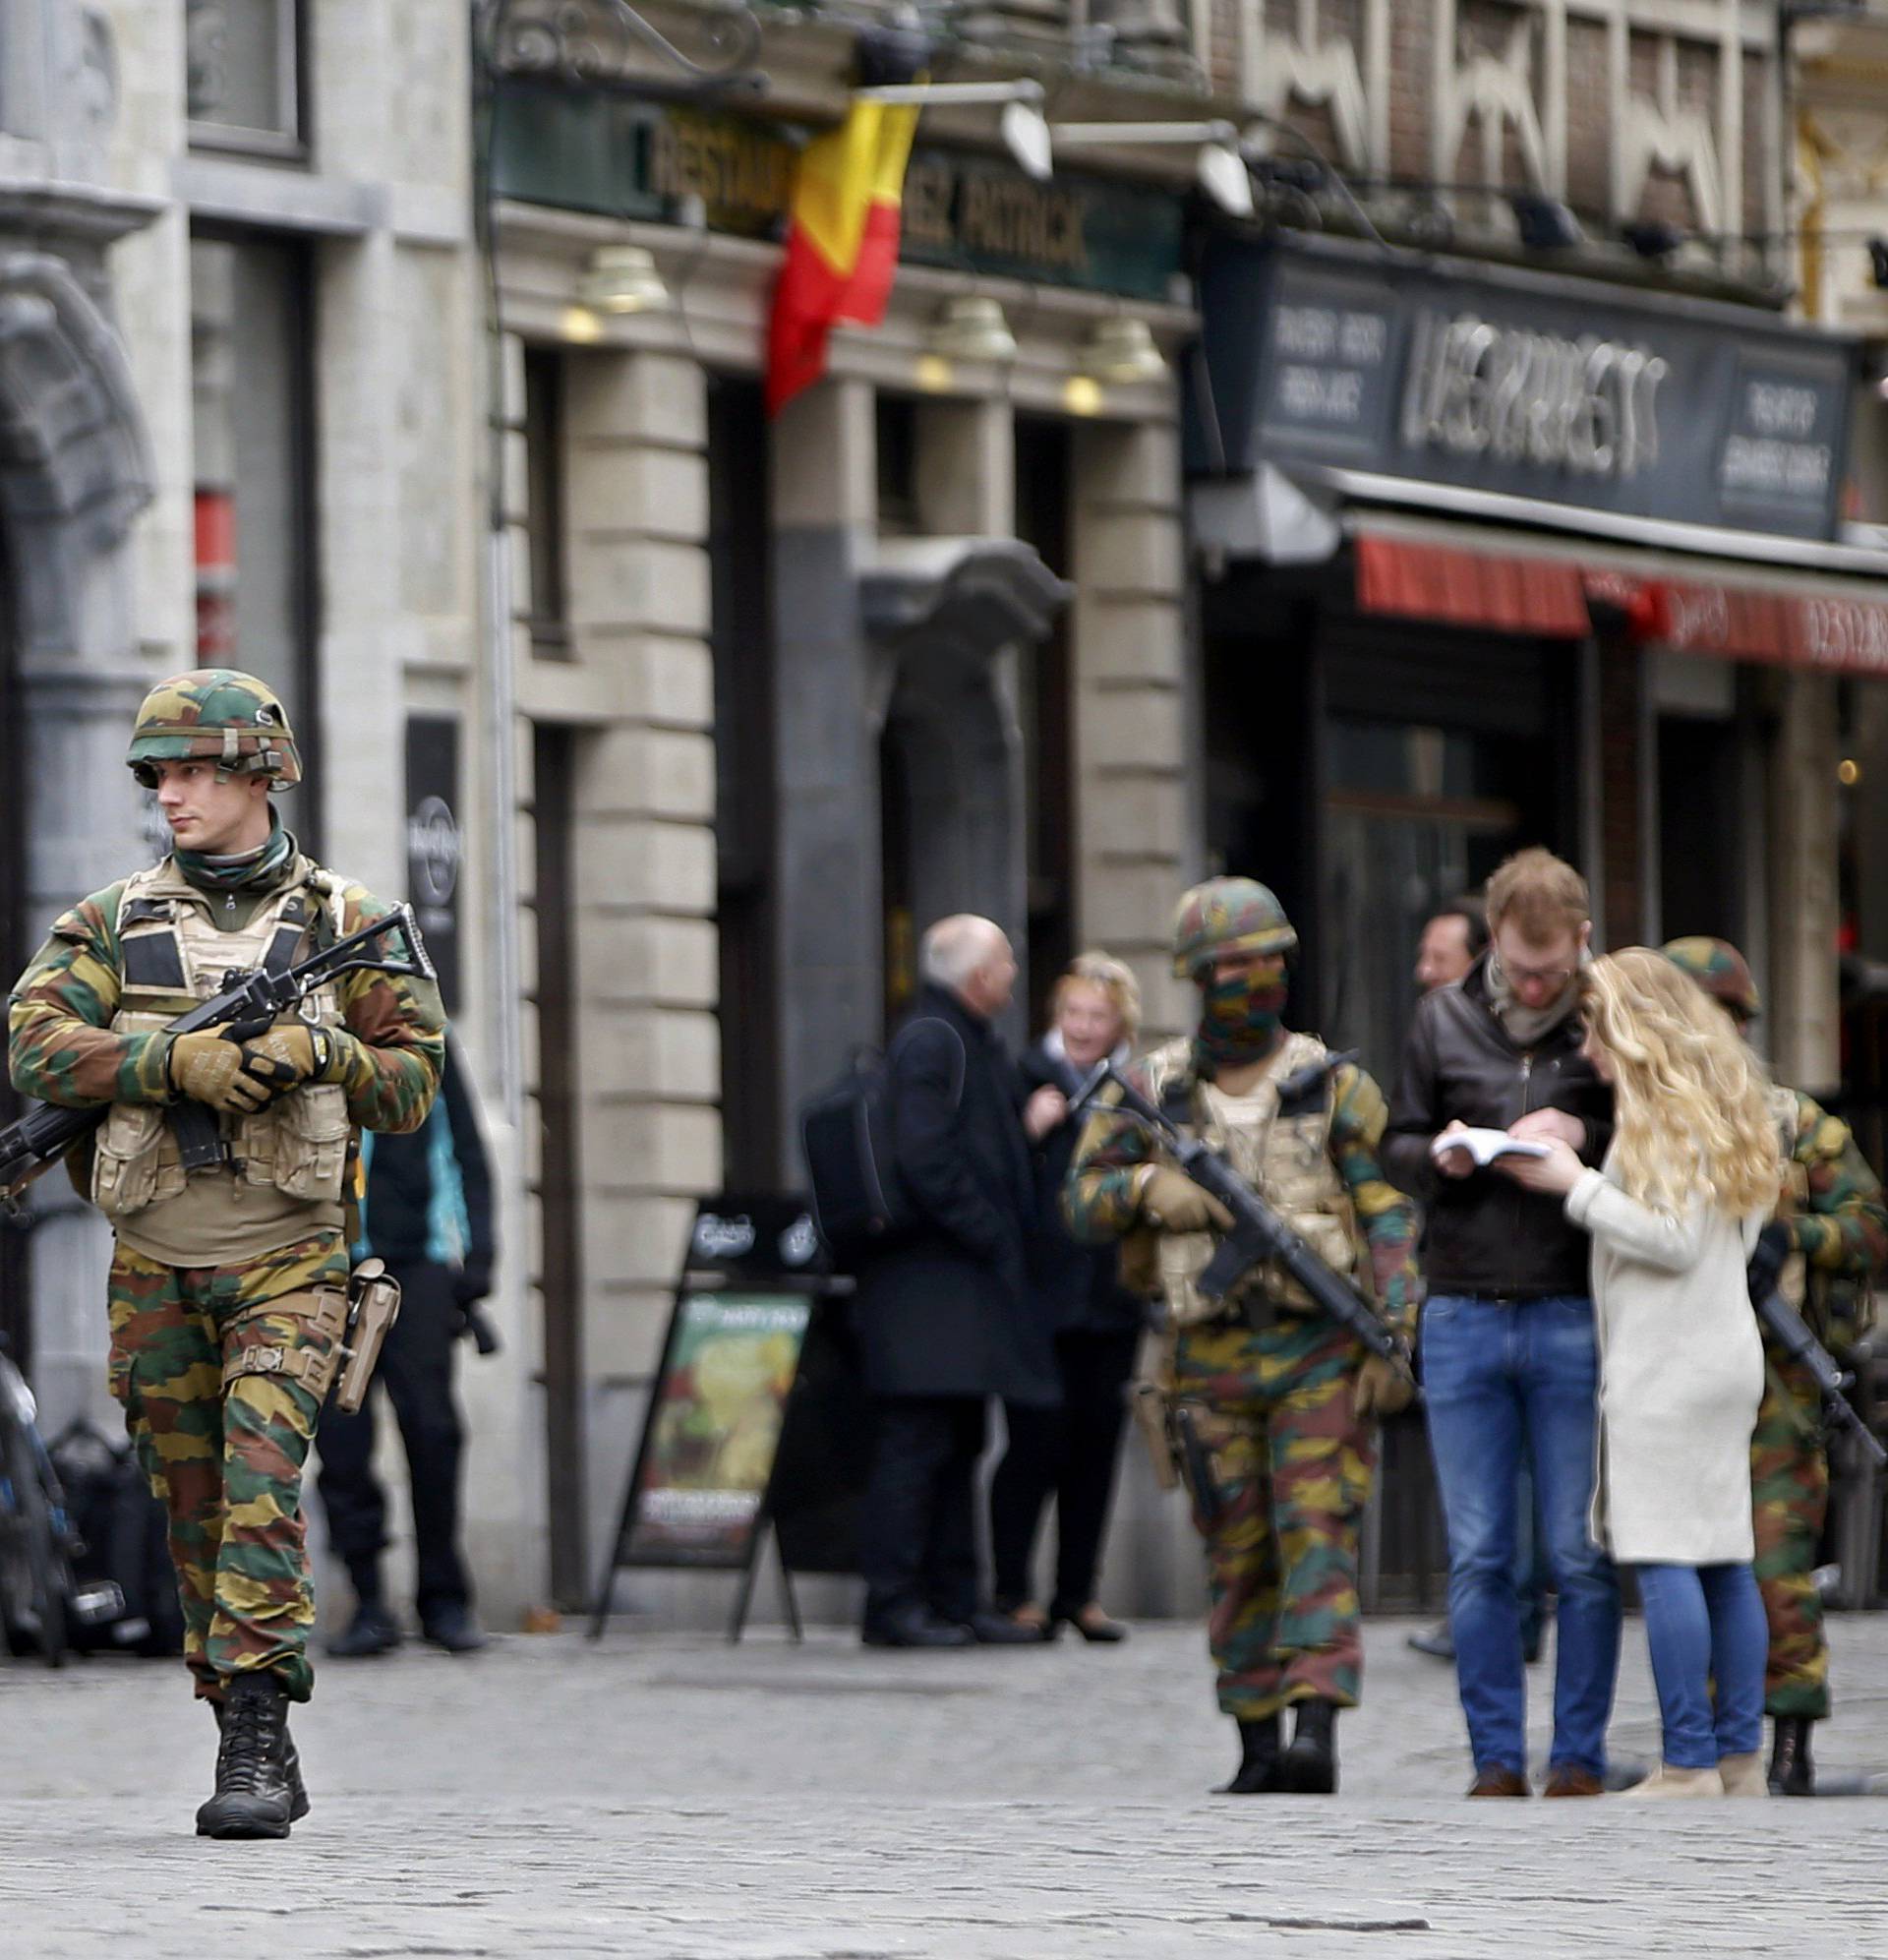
482, 0, 767, 92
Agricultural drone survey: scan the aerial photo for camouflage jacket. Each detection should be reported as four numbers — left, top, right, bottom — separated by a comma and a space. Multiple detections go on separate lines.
1779, 1088, 1888, 1342
7, 864, 444, 1137
1064, 1042, 1422, 1340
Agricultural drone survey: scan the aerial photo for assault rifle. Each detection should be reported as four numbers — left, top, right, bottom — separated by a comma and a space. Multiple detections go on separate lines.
1, 905, 433, 1208
1747, 1231, 1887, 1474
1072, 1057, 1410, 1371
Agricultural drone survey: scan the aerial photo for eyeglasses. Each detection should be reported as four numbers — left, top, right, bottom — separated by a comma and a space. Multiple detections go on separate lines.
1506, 962, 1575, 987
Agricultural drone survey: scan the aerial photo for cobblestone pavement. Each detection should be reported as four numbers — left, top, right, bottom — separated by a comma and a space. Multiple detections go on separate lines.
5, 1611, 1888, 1957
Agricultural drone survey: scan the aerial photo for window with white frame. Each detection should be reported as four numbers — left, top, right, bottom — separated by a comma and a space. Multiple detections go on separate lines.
186, 0, 301, 154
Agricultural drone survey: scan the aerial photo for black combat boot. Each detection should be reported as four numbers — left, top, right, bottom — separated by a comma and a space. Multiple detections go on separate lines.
1279, 1699, 1339, 1795
1768, 1716, 1816, 1797
196, 1674, 296, 1839
1215, 1713, 1284, 1795
209, 1693, 310, 1822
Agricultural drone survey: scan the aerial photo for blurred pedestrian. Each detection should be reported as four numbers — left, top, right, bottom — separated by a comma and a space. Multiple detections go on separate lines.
1403, 893, 1551, 1671
1069, 879, 1419, 1796
1413, 896, 1488, 995
854, 915, 1052, 1648
990, 953, 1148, 1643
1504, 949, 1778, 1799
1663, 937, 1888, 1795
1386, 848, 1620, 1798
318, 1031, 496, 1656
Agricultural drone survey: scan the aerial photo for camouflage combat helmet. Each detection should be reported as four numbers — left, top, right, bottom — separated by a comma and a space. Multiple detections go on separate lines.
1662, 936, 1759, 1020
126, 669, 301, 791
1171, 876, 1297, 980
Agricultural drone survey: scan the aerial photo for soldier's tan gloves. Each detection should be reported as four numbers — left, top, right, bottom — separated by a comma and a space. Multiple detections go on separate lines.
1353, 1353, 1416, 1419
167, 1031, 259, 1115
1137, 1164, 1234, 1234
233, 1025, 349, 1108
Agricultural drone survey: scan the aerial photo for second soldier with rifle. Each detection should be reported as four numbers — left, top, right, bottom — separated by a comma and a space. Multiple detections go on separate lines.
5, 670, 443, 1840
1066, 877, 1419, 1796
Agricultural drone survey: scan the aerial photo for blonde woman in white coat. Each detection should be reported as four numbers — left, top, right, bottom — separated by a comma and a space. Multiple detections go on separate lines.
1503, 948, 1780, 1799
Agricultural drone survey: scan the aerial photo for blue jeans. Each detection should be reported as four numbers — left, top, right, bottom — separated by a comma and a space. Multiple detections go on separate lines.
1635, 1563, 1766, 1769
1422, 1294, 1622, 1776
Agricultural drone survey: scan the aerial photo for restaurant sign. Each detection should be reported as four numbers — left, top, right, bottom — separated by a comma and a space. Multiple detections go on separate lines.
493, 80, 1184, 303
1195, 236, 1858, 542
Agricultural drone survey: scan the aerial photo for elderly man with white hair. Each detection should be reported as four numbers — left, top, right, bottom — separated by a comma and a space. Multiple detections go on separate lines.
853, 914, 1056, 1647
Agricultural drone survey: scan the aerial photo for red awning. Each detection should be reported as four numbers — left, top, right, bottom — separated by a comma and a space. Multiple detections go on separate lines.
1354, 532, 1888, 676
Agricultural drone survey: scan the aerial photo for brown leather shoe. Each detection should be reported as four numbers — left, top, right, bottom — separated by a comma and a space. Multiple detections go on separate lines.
1467, 1766, 1530, 1797
1542, 1765, 1604, 1798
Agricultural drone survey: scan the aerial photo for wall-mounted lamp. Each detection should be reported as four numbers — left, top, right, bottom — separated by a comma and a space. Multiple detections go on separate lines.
576, 245, 672, 315
856, 79, 1052, 182
1079, 316, 1168, 386
1050, 119, 1254, 217
926, 295, 1018, 363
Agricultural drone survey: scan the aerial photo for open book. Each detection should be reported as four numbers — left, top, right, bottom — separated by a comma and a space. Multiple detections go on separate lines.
1431, 1127, 1552, 1167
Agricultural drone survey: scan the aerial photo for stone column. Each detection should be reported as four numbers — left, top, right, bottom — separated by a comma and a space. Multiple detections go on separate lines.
1069, 417, 1193, 1045
1769, 671, 1842, 1096
769, 377, 880, 1170
557, 348, 722, 1577
1068, 413, 1198, 1618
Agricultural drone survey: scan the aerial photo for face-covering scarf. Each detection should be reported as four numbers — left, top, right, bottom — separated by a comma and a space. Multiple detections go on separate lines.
1195, 960, 1288, 1073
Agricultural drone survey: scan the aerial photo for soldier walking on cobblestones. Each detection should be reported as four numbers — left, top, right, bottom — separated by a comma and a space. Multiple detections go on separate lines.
1663, 937, 1888, 1797
1066, 878, 1420, 1795
6, 671, 443, 1839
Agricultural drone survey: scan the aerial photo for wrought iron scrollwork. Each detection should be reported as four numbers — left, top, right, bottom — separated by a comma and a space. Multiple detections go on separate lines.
484, 0, 765, 89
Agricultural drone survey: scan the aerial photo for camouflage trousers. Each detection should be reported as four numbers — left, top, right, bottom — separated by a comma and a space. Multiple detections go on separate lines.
1170, 1314, 1376, 1720
1752, 1352, 1830, 1721
106, 1230, 349, 1704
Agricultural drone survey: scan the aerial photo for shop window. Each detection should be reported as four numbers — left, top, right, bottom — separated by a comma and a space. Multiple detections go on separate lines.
521, 348, 570, 661
189, 232, 318, 838
186, 0, 303, 156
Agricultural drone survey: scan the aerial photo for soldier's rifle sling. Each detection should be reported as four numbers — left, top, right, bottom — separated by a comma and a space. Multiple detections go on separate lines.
1072, 1059, 1406, 1368
1, 907, 429, 1205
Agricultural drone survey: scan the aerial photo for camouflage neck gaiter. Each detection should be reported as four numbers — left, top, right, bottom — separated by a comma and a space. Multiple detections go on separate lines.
175, 808, 295, 896
1194, 966, 1288, 1074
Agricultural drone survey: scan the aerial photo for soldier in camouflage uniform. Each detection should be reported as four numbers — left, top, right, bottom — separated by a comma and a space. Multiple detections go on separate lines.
7, 671, 443, 1839
1066, 878, 1419, 1796
1663, 937, 1888, 1797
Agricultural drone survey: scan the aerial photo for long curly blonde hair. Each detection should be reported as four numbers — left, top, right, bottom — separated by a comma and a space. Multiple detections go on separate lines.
1579, 947, 1780, 1217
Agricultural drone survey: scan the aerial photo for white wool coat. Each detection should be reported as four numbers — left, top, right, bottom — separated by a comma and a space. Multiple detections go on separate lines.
1565, 1164, 1766, 1566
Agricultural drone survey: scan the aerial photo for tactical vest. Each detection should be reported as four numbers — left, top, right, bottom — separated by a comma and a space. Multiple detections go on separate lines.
91, 859, 350, 1221
1142, 1031, 1368, 1330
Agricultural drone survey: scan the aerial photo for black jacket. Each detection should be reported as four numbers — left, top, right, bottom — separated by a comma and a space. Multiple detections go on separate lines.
361, 1033, 496, 1295
853, 986, 1056, 1406
1018, 1039, 1144, 1340
1385, 956, 1613, 1299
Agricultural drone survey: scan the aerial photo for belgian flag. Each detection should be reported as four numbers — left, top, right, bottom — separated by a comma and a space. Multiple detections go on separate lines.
765, 92, 920, 417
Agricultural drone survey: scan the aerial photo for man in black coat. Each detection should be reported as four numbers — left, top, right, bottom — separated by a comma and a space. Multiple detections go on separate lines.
317, 1032, 497, 1655
854, 914, 1054, 1648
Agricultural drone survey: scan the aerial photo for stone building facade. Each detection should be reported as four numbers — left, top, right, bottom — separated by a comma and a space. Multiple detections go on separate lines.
9, 0, 1887, 1633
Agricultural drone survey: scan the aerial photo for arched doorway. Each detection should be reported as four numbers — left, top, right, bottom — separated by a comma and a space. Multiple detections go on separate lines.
0, 252, 153, 1415
865, 541, 1069, 1039
0, 529, 25, 1364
